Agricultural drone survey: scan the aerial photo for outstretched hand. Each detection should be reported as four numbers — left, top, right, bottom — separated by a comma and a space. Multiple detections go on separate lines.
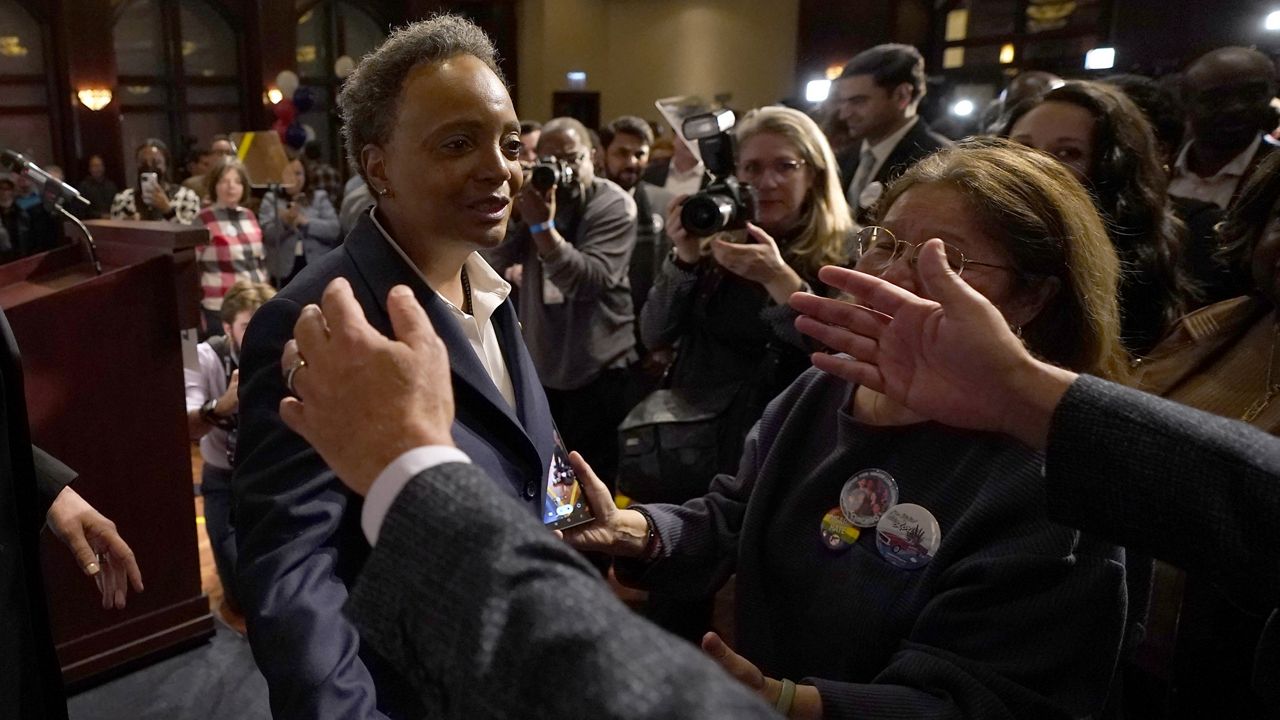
280, 278, 456, 497
789, 239, 1077, 450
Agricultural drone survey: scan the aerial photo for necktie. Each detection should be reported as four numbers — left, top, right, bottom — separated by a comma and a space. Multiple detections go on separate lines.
846, 146, 877, 210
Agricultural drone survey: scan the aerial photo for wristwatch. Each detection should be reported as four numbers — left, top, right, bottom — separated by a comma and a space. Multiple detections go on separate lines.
200, 398, 234, 430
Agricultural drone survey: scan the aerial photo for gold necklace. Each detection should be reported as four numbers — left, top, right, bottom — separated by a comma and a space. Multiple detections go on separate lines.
1241, 322, 1280, 423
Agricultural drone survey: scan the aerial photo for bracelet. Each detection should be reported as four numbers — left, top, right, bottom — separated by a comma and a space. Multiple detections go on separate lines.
529, 218, 556, 234
774, 678, 796, 716
631, 506, 662, 562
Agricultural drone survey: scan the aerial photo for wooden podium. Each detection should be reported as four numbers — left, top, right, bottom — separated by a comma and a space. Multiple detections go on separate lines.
0, 222, 214, 687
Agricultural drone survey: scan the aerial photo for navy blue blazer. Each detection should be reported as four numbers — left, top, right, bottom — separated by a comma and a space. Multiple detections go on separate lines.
233, 212, 557, 720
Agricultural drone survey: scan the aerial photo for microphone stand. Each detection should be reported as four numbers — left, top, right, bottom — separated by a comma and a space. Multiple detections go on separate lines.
39, 178, 100, 275
55, 203, 102, 276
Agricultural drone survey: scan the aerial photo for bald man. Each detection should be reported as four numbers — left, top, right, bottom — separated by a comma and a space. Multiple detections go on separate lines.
1170, 46, 1280, 209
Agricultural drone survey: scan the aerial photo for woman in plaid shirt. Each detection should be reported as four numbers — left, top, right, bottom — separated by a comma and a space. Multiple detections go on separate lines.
194, 160, 268, 337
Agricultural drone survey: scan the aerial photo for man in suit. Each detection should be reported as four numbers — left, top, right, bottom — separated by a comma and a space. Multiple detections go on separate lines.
1170, 46, 1280, 211
233, 16, 556, 719
274, 276, 780, 719
788, 240, 1280, 710
599, 115, 675, 386
832, 44, 951, 223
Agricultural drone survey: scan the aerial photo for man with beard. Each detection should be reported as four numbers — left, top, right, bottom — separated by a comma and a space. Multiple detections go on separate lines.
600, 116, 674, 380
1170, 46, 1279, 211
493, 116, 638, 488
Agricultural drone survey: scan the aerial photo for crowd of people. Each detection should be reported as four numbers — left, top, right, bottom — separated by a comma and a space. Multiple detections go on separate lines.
8, 11, 1280, 719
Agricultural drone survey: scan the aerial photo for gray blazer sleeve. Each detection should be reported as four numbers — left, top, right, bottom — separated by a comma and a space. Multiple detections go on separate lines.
344, 461, 778, 720
1046, 374, 1280, 607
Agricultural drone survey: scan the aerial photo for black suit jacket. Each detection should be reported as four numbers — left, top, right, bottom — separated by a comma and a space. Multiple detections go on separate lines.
837, 118, 952, 223
345, 461, 777, 719
1045, 375, 1280, 709
0, 311, 68, 720
234, 213, 558, 719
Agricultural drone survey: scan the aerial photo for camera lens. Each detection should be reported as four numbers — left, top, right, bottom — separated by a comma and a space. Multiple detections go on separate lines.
681, 193, 736, 236
530, 164, 559, 192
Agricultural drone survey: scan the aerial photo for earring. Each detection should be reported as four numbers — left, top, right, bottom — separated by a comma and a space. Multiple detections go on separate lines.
375, 185, 393, 198
1012, 324, 1023, 339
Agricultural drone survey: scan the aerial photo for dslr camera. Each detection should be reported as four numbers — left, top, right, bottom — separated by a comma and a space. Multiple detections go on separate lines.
529, 157, 579, 192
679, 109, 756, 237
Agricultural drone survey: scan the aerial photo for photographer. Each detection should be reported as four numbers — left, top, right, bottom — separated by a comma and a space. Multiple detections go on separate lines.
184, 280, 274, 630
492, 116, 638, 486
641, 106, 853, 484
629, 106, 851, 641
259, 148, 341, 286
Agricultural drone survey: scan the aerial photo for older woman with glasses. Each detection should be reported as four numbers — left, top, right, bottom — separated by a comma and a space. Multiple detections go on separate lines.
569, 139, 1132, 719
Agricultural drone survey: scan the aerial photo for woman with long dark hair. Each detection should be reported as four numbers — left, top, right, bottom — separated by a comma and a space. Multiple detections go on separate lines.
1005, 80, 1197, 355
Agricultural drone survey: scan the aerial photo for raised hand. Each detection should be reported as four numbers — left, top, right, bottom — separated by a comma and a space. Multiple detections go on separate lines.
280, 279, 456, 496
789, 239, 1076, 450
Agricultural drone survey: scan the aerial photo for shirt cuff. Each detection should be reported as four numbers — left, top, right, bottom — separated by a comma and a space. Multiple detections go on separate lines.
361, 445, 471, 545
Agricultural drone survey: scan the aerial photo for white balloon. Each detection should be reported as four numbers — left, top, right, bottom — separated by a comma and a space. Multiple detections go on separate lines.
334, 55, 356, 79
276, 70, 300, 97
303, 123, 317, 143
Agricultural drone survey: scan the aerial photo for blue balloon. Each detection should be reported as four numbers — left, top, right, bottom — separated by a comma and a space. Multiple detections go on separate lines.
292, 86, 315, 114
285, 122, 308, 149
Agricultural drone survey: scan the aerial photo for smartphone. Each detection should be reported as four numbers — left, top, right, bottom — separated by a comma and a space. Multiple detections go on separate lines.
542, 430, 595, 531
140, 172, 159, 206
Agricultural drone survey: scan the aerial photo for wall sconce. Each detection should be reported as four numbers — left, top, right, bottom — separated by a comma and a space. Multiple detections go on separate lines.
77, 87, 112, 111
266, 87, 284, 104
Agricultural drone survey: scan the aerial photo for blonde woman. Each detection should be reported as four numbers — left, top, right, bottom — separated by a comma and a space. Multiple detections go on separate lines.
639, 106, 855, 486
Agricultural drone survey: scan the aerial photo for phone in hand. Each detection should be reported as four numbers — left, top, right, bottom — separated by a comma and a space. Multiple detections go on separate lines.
139, 172, 159, 206
542, 430, 595, 531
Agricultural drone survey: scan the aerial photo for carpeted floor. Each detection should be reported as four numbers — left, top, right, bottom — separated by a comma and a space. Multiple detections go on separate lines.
66, 445, 270, 719
67, 622, 270, 720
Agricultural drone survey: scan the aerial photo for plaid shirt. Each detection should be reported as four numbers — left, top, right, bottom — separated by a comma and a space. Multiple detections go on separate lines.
308, 162, 343, 208
110, 184, 202, 224
195, 205, 268, 311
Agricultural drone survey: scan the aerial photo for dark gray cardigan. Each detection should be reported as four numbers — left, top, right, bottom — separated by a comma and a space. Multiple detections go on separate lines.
619, 368, 1128, 719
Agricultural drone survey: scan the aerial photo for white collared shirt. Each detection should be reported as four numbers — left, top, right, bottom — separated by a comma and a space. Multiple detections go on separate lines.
1169, 135, 1264, 210
368, 207, 517, 410
854, 116, 920, 191
664, 160, 706, 197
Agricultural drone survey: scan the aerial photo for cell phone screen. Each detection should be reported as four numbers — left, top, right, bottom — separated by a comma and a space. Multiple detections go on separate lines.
542, 431, 595, 530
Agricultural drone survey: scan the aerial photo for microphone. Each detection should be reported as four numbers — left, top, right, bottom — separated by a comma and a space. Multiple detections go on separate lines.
1, 149, 91, 207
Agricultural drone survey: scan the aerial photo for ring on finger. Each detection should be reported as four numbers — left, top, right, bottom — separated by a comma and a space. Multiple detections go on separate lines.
285, 356, 308, 396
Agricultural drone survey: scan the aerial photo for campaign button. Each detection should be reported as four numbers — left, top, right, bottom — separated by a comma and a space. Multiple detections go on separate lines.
875, 503, 941, 570
839, 468, 899, 528
819, 507, 861, 551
